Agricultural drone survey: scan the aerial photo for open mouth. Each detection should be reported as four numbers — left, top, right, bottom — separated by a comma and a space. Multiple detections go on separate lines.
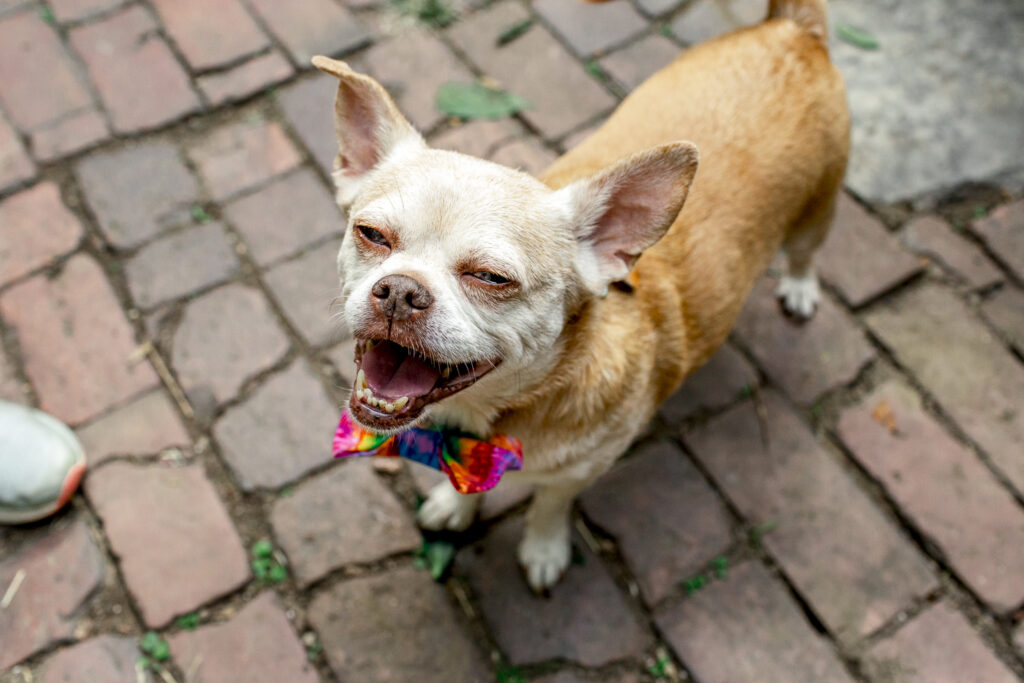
349, 339, 499, 432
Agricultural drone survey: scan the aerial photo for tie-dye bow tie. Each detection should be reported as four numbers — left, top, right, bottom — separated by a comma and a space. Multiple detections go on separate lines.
332, 412, 523, 494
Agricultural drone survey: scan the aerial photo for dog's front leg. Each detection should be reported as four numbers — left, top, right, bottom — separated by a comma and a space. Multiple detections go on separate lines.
417, 480, 481, 531
518, 475, 596, 592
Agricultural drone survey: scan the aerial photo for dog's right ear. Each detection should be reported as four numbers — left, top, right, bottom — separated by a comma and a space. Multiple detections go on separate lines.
312, 56, 424, 206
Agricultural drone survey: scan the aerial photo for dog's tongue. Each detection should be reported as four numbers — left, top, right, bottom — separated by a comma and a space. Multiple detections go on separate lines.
362, 341, 441, 399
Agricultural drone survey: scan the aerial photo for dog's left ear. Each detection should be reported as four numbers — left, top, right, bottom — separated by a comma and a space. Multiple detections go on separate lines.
558, 142, 699, 293
312, 56, 425, 206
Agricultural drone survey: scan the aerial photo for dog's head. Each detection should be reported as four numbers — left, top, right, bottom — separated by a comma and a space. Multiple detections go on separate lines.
314, 57, 698, 434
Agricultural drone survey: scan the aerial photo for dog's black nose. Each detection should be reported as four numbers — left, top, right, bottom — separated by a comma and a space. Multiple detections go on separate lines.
371, 274, 433, 320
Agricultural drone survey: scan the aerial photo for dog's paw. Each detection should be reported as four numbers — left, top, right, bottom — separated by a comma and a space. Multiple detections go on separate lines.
416, 482, 479, 531
776, 273, 820, 319
518, 525, 571, 592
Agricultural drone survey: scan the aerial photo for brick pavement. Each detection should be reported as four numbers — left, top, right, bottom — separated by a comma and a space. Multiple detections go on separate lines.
1, 1, 1022, 682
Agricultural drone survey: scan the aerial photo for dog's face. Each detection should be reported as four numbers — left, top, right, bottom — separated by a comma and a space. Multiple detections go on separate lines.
313, 57, 698, 434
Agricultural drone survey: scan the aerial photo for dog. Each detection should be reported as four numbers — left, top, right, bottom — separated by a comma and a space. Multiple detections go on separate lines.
313, 0, 849, 591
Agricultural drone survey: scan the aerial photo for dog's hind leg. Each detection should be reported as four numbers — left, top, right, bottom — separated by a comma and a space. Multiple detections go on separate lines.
776, 188, 838, 319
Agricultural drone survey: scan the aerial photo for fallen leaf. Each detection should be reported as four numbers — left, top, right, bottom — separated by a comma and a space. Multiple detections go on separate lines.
871, 400, 898, 434
436, 82, 530, 120
836, 24, 880, 50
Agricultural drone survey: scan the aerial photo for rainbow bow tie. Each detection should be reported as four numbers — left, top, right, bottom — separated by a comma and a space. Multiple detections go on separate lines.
332, 412, 523, 494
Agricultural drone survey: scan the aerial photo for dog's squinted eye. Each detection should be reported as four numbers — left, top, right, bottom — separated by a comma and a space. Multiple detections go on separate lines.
468, 271, 511, 285
356, 225, 390, 248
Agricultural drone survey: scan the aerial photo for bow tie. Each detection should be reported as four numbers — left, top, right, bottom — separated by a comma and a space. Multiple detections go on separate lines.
332, 412, 523, 494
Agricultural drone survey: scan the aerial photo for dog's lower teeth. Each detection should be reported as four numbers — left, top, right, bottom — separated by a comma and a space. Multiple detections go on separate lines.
385, 402, 395, 413
441, 367, 451, 379
394, 396, 409, 410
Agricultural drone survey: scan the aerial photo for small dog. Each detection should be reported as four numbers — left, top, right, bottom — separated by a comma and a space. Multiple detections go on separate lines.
314, 0, 848, 591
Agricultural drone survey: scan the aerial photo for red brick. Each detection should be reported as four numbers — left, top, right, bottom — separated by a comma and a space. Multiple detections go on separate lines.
600, 34, 679, 92
817, 194, 923, 306
223, 168, 343, 267
838, 381, 1024, 614
973, 201, 1024, 280
49, 0, 124, 23
76, 389, 189, 465
655, 562, 855, 683
352, 30, 474, 132
580, 441, 732, 604
197, 51, 294, 106
270, 460, 420, 584
534, 0, 647, 58
865, 283, 1024, 498
863, 602, 1017, 683
169, 592, 317, 683
684, 392, 937, 644
0, 255, 158, 425
901, 215, 1002, 290
247, 0, 367, 63
124, 222, 238, 308
457, 517, 652, 666
733, 277, 875, 404
447, 2, 616, 140
214, 360, 340, 492
265, 241, 346, 347
171, 283, 290, 406
187, 119, 301, 201
0, 345, 26, 403
0, 182, 83, 286
638, 0, 684, 17
276, 75, 337, 176
534, 673, 642, 683
981, 285, 1024, 355
0, 11, 94, 130
490, 137, 558, 177
150, 0, 268, 70
0, 110, 35, 191
85, 462, 250, 627
28, 108, 109, 162
308, 567, 489, 682
670, 0, 763, 45
76, 138, 200, 249
660, 342, 757, 423
36, 635, 145, 683
0, 520, 105, 670
429, 118, 522, 159
70, 7, 199, 133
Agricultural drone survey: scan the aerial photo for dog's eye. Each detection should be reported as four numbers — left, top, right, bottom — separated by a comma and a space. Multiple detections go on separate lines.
470, 271, 510, 285
357, 225, 390, 247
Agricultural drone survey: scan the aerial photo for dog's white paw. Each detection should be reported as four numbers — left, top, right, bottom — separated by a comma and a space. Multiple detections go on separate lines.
416, 482, 479, 531
776, 272, 820, 319
518, 525, 571, 592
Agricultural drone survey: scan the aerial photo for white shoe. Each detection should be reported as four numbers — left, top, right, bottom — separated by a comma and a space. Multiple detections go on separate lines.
0, 401, 86, 524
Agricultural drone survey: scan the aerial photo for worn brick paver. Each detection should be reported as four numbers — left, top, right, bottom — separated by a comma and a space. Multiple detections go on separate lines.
197, 51, 295, 106
865, 283, 1024, 498
734, 277, 876, 404
149, 0, 268, 71
172, 283, 290, 407
187, 119, 302, 201
29, 109, 109, 162
246, 0, 367, 64
35, 635, 150, 683
670, 0, 764, 45
600, 34, 680, 91
0, 254, 158, 425
270, 460, 420, 585
168, 592, 317, 683
863, 602, 1018, 683
429, 118, 523, 158
276, 75, 337, 175
534, 0, 647, 58
308, 567, 489, 682
0, 182, 82, 287
655, 562, 855, 683
973, 201, 1024, 280
264, 241, 345, 347
0, 111, 35, 191
0, 345, 25, 403
327, 336, 358, 384
223, 168, 343, 266
86, 462, 250, 627
839, 381, 1024, 614
817, 194, 924, 307
659, 342, 758, 424
76, 138, 200, 249
637, 0, 684, 17
75, 389, 189, 464
900, 215, 1003, 290
48, 0, 124, 23
448, 2, 616, 140
684, 392, 937, 644
491, 137, 558, 176
580, 441, 732, 605
457, 517, 652, 666
982, 285, 1024, 355
0, 520, 105, 670
124, 222, 238, 309
70, 6, 199, 133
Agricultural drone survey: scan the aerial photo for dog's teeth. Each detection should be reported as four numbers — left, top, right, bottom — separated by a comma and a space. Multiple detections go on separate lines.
440, 366, 451, 379
365, 339, 376, 352
384, 402, 395, 413
356, 369, 367, 391
355, 388, 365, 400
394, 396, 409, 410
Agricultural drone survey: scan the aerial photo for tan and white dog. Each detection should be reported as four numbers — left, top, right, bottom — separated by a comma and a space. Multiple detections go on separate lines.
313, 0, 848, 591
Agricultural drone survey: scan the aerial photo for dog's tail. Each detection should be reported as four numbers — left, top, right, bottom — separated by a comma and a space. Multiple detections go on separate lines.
767, 0, 828, 41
